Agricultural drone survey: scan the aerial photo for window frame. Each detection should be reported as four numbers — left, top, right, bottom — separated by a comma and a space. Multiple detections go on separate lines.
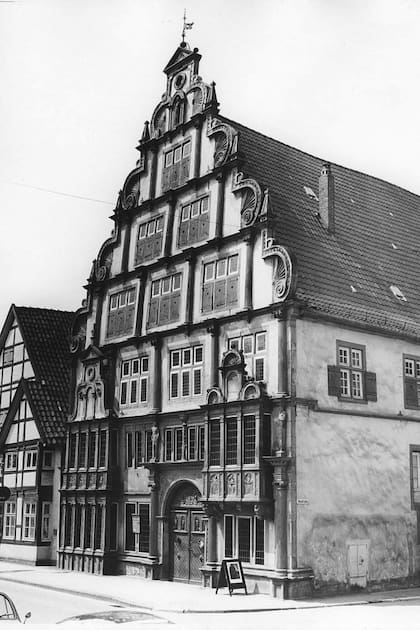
336, 341, 366, 401
224, 514, 265, 566
169, 345, 203, 400
404, 354, 420, 409
120, 356, 149, 407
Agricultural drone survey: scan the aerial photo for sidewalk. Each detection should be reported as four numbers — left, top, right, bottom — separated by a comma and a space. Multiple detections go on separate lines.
1, 561, 420, 614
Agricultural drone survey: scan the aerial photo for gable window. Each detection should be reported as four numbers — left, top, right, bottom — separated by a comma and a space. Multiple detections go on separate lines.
178, 196, 209, 248
22, 502, 36, 541
135, 216, 164, 265
3, 502, 16, 539
99, 430, 107, 468
202, 254, 239, 313
43, 451, 53, 468
148, 273, 181, 328
328, 342, 377, 402
228, 331, 266, 381
120, 356, 149, 406
25, 450, 37, 469
162, 139, 191, 193
4, 452, 17, 471
404, 356, 420, 409
169, 345, 203, 399
88, 432, 97, 468
209, 419, 221, 466
106, 287, 137, 339
224, 515, 265, 566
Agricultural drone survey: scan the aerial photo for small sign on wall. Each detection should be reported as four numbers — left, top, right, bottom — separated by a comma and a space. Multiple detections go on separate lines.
216, 559, 247, 595
132, 514, 141, 534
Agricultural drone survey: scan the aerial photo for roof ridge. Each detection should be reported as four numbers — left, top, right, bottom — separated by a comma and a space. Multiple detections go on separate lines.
14, 305, 75, 315
220, 114, 420, 201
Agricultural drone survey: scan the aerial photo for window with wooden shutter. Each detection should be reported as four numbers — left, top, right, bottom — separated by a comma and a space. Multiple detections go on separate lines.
328, 342, 377, 403
147, 273, 182, 328
169, 345, 203, 400
404, 356, 420, 409
177, 196, 209, 248
162, 139, 191, 193
106, 287, 137, 339
135, 216, 163, 265
201, 253, 239, 313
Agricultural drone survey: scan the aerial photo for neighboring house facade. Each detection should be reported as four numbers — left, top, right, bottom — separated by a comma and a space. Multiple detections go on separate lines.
0, 305, 73, 564
59, 40, 420, 598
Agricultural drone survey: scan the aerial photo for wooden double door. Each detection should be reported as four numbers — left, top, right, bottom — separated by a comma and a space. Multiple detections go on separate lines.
170, 486, 205, 583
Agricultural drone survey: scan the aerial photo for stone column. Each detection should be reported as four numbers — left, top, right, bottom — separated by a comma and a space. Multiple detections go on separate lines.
193, 118, 202, 179
215, 172, 225, 240
163, 195, 176, 258
151, 338, 162, 413
207, 323, 220, 388
243, 230, 255, 311
185, 252, 196, 325
149, 145, 158, 200
147, 466, 160, 567
266, 456, 290, 572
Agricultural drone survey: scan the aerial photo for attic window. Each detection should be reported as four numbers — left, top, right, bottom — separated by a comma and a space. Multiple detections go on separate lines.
350, 198, 355, 204
303, 186, 318, 201
390, 285, 407, 301
350, 285, 357, 293
391, 243, 398, 250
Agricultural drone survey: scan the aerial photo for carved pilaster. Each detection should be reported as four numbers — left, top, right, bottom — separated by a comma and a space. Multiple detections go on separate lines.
185, 251, 196, 325
135, 268, 147, 336
163, 195, 176, 258
265, 455, 291, 571
215, 172, 225, 240
243, 229, 255, 311
149, 145, 158, 200
151, 337, 162, 412
193, 118, 202, 179
207, 321, 220, 388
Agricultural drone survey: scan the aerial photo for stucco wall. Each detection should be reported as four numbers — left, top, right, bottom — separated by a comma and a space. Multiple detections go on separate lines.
296, 406, 420, 588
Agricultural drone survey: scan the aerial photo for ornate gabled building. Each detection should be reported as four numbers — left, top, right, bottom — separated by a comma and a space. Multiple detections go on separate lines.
60, 40, 420, 598
0, 305, 73, 564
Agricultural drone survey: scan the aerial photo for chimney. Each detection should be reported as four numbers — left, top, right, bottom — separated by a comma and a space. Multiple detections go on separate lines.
319, 163, 335, 233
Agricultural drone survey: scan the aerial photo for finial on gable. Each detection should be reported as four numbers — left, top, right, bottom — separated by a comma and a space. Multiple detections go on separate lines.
181, 8, 194, 44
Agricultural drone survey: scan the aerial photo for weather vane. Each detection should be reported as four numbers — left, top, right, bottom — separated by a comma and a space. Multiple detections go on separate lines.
182, 9, 194, 43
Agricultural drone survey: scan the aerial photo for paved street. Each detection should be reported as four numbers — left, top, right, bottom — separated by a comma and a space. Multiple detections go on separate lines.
1, 576, 420, 629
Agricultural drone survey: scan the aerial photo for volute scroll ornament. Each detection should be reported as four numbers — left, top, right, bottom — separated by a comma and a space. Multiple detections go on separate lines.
262, 242, 296, 302
231, 169, 263, 227
207, 118, 238, 168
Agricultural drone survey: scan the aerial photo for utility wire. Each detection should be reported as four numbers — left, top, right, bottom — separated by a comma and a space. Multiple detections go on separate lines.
0, 180, 114, 205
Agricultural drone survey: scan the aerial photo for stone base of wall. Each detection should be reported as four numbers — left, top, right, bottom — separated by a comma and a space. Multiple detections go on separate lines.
314, 574, 420, 598
118, 556, 160, 580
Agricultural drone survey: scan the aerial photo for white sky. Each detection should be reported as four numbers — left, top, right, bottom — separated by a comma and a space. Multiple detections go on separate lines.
1, 0, 420, 326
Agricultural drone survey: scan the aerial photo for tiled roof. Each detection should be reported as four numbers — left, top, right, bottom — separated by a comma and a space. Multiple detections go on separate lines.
225, 116, 420, 338
14, 306, 74, 432
25, 380, 67, 444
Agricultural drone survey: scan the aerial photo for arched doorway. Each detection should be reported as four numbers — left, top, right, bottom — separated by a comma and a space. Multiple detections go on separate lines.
169, 482, 205, 583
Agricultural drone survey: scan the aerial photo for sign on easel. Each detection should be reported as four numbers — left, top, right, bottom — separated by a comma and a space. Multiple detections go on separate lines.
216, 559, 247, 595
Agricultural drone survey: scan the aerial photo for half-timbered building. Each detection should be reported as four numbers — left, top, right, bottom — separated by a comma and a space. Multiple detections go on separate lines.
60, 40, 420, 598
0, 305, 73, 564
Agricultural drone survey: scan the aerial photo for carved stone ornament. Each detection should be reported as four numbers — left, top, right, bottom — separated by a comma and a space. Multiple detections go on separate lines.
207, 387, 223, 405
150, 101, 168, 138
207, 117, 238, 168
262, 243, 295, 302
121, 167, 141, 211
241, 382, 261, 401
232, 169, 263, 227
73, 360, 107, 422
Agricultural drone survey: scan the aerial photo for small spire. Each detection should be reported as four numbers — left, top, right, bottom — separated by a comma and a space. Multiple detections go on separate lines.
141, 120, 150, 142
204, 81, 219, 113
181, 8, 194, 44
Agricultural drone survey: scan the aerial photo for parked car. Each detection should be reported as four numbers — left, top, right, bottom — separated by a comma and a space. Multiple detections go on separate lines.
0, 592, 30, 625
57, 608, 176, 627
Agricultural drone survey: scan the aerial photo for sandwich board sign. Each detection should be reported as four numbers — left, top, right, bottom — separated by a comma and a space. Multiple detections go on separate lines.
216, 559, 247, 595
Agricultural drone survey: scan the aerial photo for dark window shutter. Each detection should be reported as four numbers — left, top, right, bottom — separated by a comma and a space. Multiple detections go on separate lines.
116, 309, 125, 335
143, 238, 154, 261
153, 234, 162, 258
198, 215, 209, 241
178, 222, 188, 248
107, 311, 116, 337
162, 168, 170, 193
189, 217, 199, 243
147, 299, 159, 328
405, 378, 419, 408
169, 294, 180, 322
364, 371, 377, 402
202, 285, 213, 313
124, 304, 136, 335
159, 295, 171, 324
226, 277, 239, 306
214, 279, 227, 308
135, 241, 145, 265
327, 365, 341, 397
171, 164, 179, 187
180, 157, 190, 185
